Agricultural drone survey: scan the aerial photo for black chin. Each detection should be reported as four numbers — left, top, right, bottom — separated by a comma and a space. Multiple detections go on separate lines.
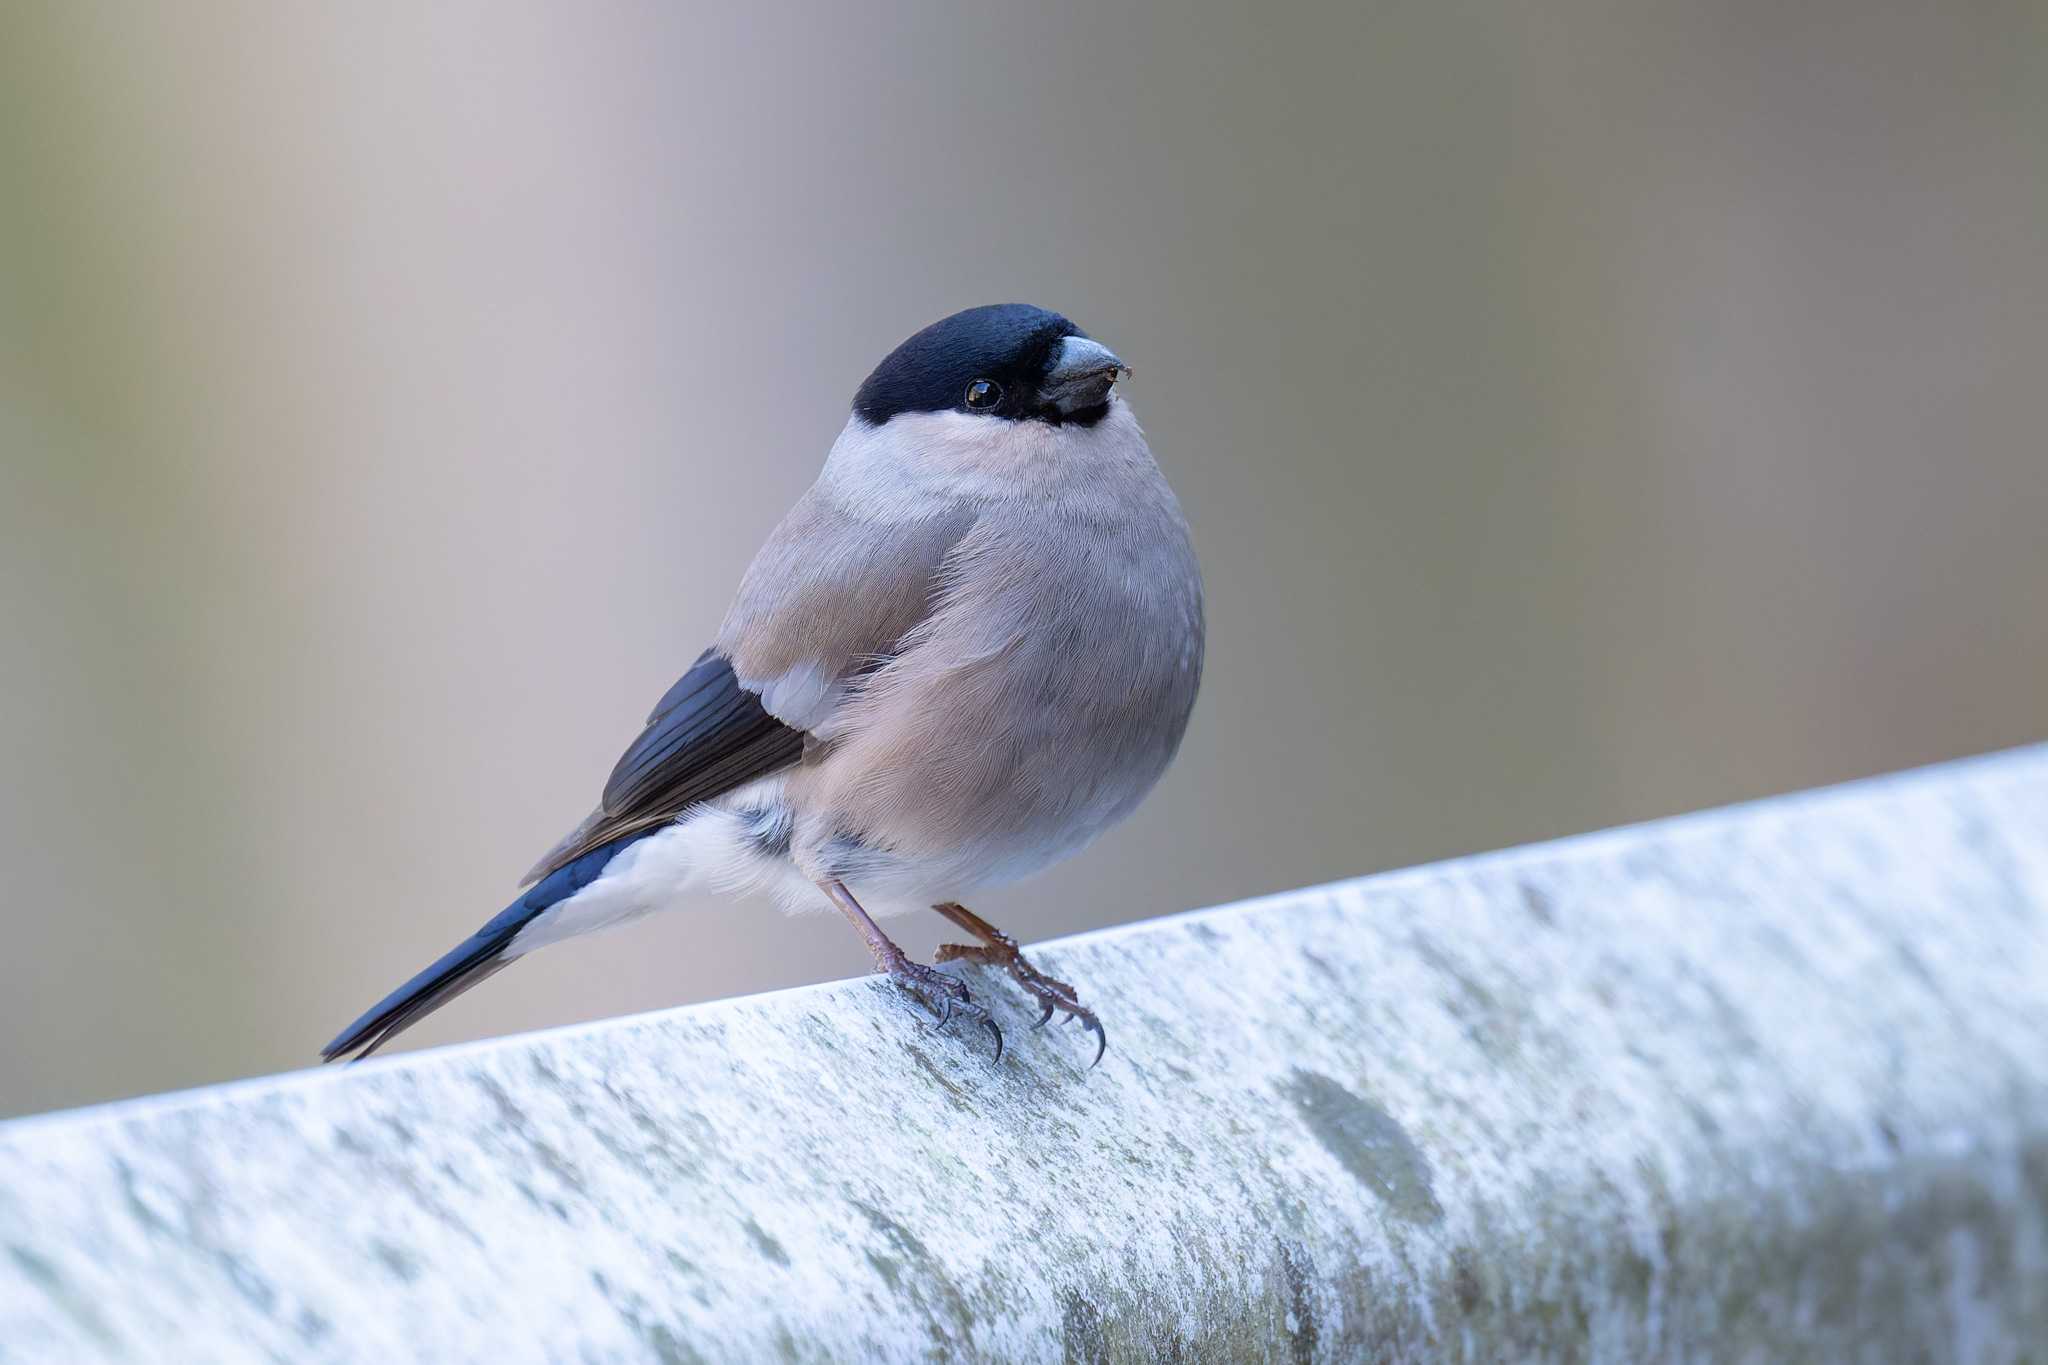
1045, 399, 1112, 427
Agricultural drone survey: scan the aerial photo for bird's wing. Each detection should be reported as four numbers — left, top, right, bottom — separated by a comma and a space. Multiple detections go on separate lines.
715, 490, 979, 733
520, 649, 806, 883
522, 491, 977, 885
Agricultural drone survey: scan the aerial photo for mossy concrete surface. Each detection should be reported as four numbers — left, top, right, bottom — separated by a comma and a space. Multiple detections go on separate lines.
5, 748, 2048, 1362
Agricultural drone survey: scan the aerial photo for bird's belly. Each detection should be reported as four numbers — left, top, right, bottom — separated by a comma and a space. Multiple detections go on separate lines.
775, 498, 1203, 909
789, 650, 1198, 899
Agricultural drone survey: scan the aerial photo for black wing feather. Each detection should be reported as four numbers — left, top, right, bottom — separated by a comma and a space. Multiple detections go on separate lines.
524, 649, 805, 884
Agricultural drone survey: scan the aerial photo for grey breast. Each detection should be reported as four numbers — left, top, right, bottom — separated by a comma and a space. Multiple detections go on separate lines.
790, 473, 1205, 872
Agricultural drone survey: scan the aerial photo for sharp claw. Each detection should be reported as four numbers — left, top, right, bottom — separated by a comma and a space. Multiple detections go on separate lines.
906, 923, 1101, 1067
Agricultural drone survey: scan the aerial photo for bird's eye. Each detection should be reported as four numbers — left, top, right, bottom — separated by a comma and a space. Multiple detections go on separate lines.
964, 379, 1002, 410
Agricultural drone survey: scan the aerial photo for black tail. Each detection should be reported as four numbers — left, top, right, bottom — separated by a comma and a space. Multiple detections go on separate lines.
320, 832, 649, 1062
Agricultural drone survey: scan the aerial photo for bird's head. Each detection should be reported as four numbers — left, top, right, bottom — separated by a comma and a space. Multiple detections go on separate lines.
852, 304, 1129, 430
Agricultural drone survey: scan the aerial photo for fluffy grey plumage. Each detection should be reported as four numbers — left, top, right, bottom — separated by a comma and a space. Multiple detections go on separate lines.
324, 304, 1202, 1064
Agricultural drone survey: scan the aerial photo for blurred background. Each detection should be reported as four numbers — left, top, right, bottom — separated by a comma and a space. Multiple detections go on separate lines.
1, 2, 2043, 1119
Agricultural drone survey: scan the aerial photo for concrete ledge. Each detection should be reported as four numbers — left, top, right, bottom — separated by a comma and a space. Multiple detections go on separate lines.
5, 748, 2048, 1361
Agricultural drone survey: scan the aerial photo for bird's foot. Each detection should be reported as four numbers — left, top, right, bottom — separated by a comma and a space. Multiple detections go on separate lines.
880, 951, 1003, 1063
932, 906, 1106, 1068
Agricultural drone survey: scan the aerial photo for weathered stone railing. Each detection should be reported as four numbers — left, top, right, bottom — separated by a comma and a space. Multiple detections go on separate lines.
4, 747, 2047, 1361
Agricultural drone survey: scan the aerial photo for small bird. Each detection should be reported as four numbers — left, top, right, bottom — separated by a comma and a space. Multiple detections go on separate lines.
322, 304, 1204, 1067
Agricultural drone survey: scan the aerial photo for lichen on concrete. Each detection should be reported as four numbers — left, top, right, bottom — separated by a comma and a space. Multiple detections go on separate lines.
3, 747, 2048, 1361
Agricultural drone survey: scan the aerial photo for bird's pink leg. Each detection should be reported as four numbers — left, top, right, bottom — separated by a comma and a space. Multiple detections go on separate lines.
817, 880, 1002, 1061
932, 901, 1106, 1067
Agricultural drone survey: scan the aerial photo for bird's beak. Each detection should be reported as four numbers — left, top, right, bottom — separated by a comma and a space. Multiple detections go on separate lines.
1043, 336, 1129, 414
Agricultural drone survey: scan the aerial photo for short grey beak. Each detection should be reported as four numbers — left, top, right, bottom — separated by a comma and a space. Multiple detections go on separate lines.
1043, 335, 1129, 414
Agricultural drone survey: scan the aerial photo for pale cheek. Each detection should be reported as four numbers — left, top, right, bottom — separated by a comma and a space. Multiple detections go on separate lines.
824, 401, 1150, 500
